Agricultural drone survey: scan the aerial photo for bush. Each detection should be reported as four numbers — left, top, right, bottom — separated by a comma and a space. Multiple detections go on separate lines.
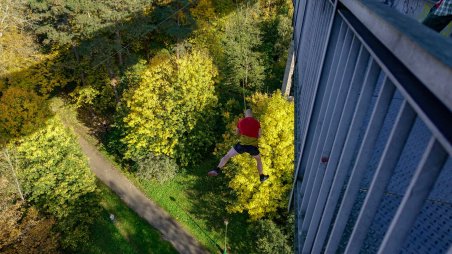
136, 153, 179, 183
252, 219, 292, 254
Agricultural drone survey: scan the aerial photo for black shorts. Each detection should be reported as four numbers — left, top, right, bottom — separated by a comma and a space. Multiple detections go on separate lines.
233, 143, 260, 156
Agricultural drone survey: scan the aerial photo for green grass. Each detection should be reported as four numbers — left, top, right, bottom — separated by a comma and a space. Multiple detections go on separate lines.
77, 183, 178, 254
129, 162, 257, 254
52, 97, 257, 253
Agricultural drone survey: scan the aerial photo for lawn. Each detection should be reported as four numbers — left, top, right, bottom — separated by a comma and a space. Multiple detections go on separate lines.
129, 161, 258, 254
76, 183, 178, 254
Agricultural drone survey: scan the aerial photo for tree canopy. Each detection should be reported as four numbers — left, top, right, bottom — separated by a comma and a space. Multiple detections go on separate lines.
122, 49, 219, 166
15, 117, 98, 249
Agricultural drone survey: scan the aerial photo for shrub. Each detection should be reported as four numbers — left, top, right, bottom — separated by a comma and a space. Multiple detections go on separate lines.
136, 153, 179, 183
252, 219, 292, 254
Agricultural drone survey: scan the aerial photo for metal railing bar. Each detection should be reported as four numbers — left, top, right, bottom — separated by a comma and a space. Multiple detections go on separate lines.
312, 54, 380, 254
299, 21, 350, 217
296, 0, 316, 144
292, 0, 303, 37
344, 100, 417, 254
303, 1, 331, 124
302, 32, 360, 237
339, 0, 452, 111
298, 0, 322, 141
289, 10, 342, 208
377, 137, 448, 254
297, 1, 339, 178
358, 187, 452, 207
304, 45, 370, 254
337, 6, 452, 155
295, 179, 304, 253
325, 76, 396, 253
301, 0, 332, 141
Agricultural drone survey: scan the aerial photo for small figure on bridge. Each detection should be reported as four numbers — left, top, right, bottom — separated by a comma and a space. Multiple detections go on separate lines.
422, 0, 452, 34
208, 109, 269, 183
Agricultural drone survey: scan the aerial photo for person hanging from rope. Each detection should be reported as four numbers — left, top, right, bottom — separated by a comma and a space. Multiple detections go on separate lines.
208, 109, 269, 183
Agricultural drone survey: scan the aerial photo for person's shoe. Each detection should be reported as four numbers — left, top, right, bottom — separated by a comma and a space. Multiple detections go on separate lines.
260, 174, 269, 183
208, 168, 220, 176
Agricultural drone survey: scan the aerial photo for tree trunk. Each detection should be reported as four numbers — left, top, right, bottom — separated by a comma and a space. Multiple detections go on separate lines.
106, 65, 120, 105
3, 149, 24, 201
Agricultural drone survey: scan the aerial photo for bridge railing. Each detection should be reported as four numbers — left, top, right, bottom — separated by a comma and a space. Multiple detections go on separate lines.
289, 0, 452, 253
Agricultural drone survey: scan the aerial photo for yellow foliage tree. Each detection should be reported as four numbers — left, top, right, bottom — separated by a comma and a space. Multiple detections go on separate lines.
0, 201, 59, 254
7, 52, 71, 95
15, 116, 98, 249
217, 91, 294, 220
122, 50, 218, 166
0, 87, 49, 143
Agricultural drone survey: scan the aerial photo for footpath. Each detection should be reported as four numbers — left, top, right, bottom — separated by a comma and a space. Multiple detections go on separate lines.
75, 134, 210, 254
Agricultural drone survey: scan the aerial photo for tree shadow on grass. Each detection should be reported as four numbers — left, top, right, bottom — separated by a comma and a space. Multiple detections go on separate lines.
177, 159, 258, 253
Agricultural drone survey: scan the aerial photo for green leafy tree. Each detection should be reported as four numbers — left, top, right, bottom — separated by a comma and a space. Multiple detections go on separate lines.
222, 3, 266, 93
260, 13, 293, 90
122, 50, 218, 166
151, 0, 195, 52
15, 117, 98, 250
189, 0, 227, 75
252, 219, 292, 254
216, 91, 294, 220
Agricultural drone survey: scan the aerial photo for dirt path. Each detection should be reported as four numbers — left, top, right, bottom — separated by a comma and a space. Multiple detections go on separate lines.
75, 135, 210, 254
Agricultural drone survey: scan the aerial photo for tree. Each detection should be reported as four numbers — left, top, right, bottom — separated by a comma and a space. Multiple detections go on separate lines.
122, 50, 219, 166
15, 116, 98, 250
0, 148, 24, 201
222, 3, 266, 93
0, 87, 50, 144
189, 0, 225, 70
0, 202, 60, 254
151, 0, 195, 54
216, 91, 294, 220
252, 219, 292, 254
260, 13, 293, 91
0, 0, 38, 76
